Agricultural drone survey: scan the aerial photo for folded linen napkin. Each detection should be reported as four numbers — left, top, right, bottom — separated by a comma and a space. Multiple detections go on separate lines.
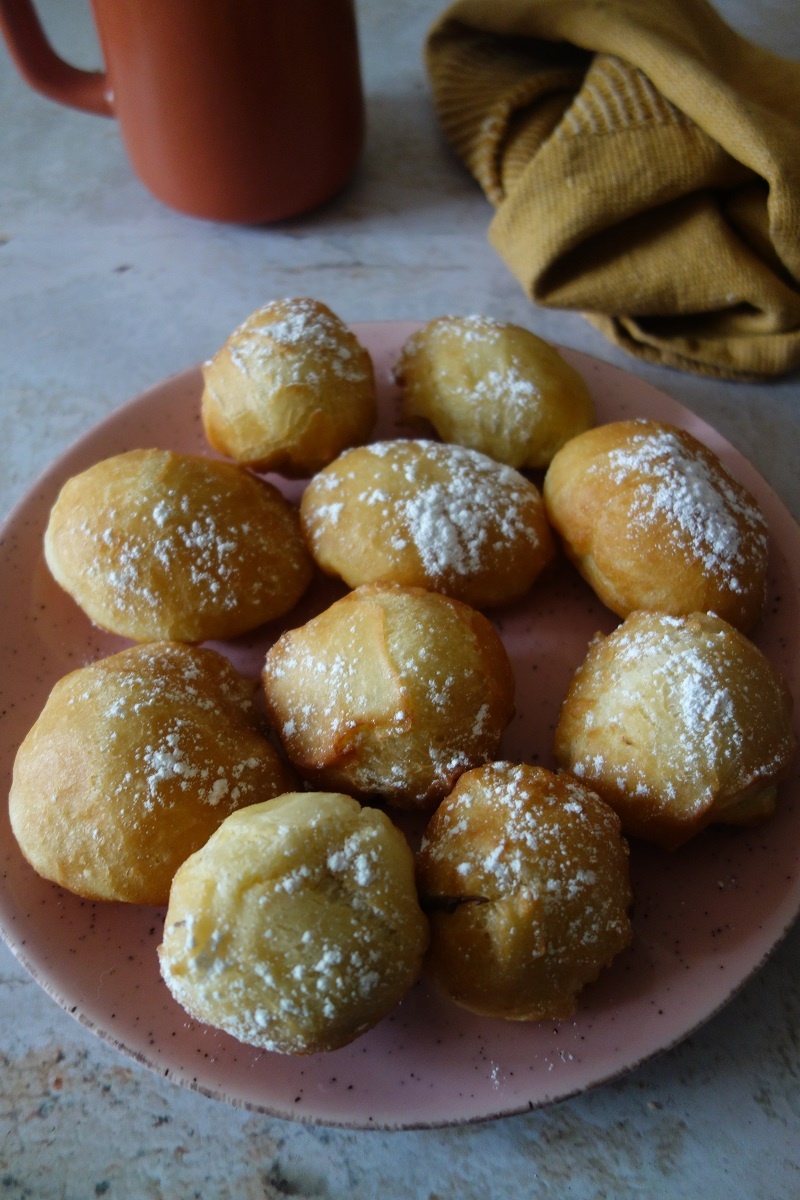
425, 0, 800, 379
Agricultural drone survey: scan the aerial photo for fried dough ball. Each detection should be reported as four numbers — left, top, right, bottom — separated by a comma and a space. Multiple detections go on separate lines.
300, 438, 554, 609
262, 583, 516, 808
554, 611, 796, 850
158, 791, 429, 1054
9, 642, 295, 905
395, 315, 594, 468
44, 449, 313, 643
416, 763, 633, 1021
201, 297, 376, 476
543, 419, 769, 632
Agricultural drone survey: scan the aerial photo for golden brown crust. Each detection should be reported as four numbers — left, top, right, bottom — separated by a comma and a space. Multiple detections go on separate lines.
300, 438, 555, 609
9, 642, 296, 904
543, 419, 769, 632
44, 448, 313, 642
262, 582, 516, 808
201, 297, 376, 476
554, 611, 797, 849
395, 315, 594, 468
158, 791, 429, 1054
416, 762, 633, 1020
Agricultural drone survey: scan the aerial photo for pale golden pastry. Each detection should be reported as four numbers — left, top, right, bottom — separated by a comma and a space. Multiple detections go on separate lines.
262, 583, 516, 808
300, 438, 554, 609
395, 314, 594, 468
158, 791, 429, 1054
44, 448, 313, 643
9, 642, 295, 905
416, 762, 633, 1021
554, 611, 796, 850
201, 297, 376, 476
543, 419, 769, 633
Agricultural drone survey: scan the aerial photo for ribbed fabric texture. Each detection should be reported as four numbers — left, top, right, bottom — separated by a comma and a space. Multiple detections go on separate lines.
425, 0, 800, 379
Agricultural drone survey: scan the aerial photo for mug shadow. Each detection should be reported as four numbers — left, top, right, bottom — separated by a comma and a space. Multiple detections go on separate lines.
253, 88, 484, 234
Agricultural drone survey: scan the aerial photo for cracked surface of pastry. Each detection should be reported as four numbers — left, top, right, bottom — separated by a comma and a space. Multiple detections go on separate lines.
543, 419, 769, 632
262, 582, 516, 808
201, 297, 376, 476
554, 611, 797, 849
300, 437, 555, 609
395, 314, 594, 469
158, 791, 429, 1055
44, 448, 313, 643
416, 762, 633, 1021
9, 642, 296, 905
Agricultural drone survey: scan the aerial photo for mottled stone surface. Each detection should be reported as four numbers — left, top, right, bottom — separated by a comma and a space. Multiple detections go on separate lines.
1, 1, 798, 1196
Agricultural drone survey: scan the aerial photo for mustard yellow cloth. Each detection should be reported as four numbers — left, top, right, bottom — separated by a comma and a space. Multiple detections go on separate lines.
425, 0, 800, 379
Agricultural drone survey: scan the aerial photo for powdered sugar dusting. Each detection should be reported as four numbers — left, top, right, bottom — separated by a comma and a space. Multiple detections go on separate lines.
598, 424, 768, 588
419, 763, 632, 959
81, 644, 272, 817
159, 800, 426, 1055
407, 313, 507, 348
563, 613, 795, 822
86, 482, 262, 619
263, 585, 514, 804
402, 314, 543, 434
307, 439, 545, 583
52, 450, 310, 641
228, 297, 370, 387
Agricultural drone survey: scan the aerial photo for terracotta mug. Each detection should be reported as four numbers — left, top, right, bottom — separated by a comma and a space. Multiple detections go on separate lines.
0, 0, 365, 222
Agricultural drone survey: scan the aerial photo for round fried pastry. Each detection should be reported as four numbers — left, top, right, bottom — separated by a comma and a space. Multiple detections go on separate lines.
201, 297, 376, 476
262, 582, 516, 808
554, 611, 797, 849
9, 642, 295, 905
416, 762, 633, 1021
44, 448, 313, 642
300, 438, 554, 609
395, 314, 594, 468
543, 419, 769, 632
158, 791, 429, 1054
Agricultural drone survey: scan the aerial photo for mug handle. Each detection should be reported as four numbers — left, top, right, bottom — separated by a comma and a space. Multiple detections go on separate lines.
0, 0, 112, 115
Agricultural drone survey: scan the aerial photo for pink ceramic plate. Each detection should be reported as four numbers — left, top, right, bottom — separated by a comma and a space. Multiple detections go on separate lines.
1, 322, 799, 1129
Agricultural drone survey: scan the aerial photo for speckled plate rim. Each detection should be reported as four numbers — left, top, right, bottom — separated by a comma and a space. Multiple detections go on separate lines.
0, 321, 798, 1130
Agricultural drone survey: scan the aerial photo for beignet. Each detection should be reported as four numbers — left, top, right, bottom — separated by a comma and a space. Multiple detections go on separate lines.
416, 762, 633, 1020
158, 791, 429, 1054
44, 448, 313, 642
262, 582, 516, 808
201, 297, 376, 476
300, 438, 554, 609
554, 611, 796, 849
395, 314, 594, 468
9, 642, 295, 904
543, 419, 769, 632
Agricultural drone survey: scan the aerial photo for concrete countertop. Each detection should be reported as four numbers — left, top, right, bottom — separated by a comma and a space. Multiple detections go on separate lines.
1, 1, 798, 1196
